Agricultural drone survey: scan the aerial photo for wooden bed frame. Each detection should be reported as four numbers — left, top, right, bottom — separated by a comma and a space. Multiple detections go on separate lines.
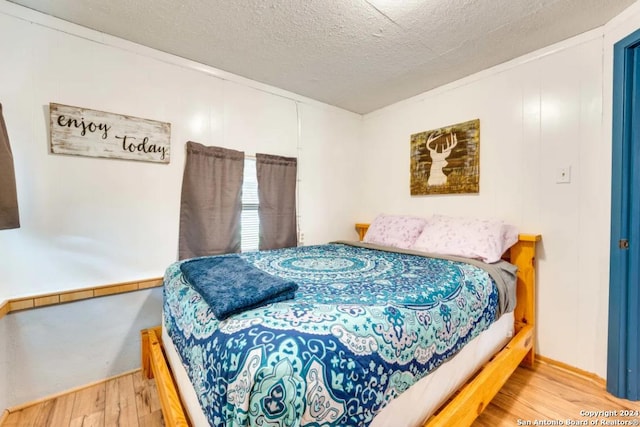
141, 226, 540, 427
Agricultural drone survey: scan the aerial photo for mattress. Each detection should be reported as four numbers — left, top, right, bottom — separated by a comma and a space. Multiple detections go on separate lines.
162, 312, 513, 427
163, 242, 516, 426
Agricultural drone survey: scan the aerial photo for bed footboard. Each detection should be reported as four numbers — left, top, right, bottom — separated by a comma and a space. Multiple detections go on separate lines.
423, 324, 534, 426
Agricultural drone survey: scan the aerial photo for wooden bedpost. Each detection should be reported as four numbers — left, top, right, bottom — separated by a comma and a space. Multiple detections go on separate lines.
141, 329, 152, 379
141, 326, 162, 379
141, 326, 190, 427
355, 223, 370, 241
510, 234, 541, 367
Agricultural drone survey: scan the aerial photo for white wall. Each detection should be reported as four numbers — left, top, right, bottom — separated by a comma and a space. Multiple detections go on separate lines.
0, 1, 361, 409
360, 1, 640, 378
4, 289, 162, 407
0, 2, 362, 301
298, 103, 363, 244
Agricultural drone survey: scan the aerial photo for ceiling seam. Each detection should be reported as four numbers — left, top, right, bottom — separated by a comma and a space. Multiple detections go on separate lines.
363, 1, 402, 28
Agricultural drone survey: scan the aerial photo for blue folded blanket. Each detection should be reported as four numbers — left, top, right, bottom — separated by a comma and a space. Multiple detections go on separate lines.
179, 255, 298, 320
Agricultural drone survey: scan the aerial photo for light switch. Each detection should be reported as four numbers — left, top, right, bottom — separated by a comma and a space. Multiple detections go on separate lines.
556, 167, 571, 184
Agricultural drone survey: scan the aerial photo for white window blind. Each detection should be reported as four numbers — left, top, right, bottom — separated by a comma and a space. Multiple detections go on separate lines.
241, 158, 259, 252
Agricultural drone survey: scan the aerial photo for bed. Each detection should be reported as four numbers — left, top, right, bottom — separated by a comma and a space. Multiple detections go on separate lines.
142, 223, 540, 427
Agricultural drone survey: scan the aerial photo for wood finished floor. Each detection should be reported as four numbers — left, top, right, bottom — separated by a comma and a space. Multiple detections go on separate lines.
1, 370, 164, 427
2, 362, 639, 426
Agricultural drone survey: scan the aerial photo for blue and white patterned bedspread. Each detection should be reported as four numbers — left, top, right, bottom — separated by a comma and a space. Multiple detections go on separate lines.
164, 243, 500, 427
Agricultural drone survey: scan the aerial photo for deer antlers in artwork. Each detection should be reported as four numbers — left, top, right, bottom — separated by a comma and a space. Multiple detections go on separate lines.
427, 132, 457, 155
426, 132, 458, 186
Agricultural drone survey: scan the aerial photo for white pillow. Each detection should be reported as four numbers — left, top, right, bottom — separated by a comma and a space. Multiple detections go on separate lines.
411, 215, 518, 263
363, 214, 428, 249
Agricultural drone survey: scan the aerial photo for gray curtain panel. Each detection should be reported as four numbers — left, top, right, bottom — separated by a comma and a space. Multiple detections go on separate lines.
178, 142, 244, 260
0, 103, 20, 230
256, 153, 297, 250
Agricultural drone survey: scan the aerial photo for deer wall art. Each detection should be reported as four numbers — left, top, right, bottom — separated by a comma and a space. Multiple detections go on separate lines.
410, 119, 479, 195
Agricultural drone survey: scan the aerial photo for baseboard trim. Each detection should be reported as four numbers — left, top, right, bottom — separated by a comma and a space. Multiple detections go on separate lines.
2, 368, 142, 415
536, 354, 606, 387
0, 277, 163, 320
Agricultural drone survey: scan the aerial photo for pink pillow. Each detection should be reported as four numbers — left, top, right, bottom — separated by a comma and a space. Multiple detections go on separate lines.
411, 215, 518, 263
363, 214, 428, 249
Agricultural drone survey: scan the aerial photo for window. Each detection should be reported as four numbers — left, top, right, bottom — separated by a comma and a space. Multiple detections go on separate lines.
241, 158, 259, 252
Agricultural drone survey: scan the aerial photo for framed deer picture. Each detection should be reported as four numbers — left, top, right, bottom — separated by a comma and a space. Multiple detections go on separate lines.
410, 119, 480, 195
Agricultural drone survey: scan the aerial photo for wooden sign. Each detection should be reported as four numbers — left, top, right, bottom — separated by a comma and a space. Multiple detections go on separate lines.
50, 103, 171, 164
410, 119, 480, 195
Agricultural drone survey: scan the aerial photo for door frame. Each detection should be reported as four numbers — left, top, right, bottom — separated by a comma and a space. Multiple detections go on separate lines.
608, 27, 640, 400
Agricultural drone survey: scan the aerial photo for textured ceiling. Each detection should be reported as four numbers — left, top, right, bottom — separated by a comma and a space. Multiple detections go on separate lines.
8, 0, 637, 113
